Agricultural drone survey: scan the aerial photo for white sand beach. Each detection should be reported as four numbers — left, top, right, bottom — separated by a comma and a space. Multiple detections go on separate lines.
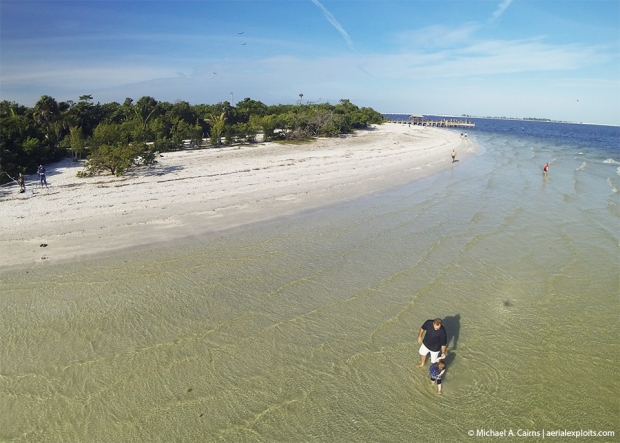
0, 123, 477, 269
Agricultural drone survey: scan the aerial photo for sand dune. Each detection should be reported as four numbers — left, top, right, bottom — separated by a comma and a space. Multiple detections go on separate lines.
0, 123, 477, 268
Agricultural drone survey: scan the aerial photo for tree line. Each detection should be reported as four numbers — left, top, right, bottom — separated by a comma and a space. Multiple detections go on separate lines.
0, 95, 386, 183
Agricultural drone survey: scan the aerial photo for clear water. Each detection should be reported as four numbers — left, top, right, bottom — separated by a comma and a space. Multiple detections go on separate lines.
1, 119, 618, 441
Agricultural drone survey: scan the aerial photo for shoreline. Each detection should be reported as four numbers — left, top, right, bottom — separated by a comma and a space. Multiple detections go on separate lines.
0, 124, 478, 270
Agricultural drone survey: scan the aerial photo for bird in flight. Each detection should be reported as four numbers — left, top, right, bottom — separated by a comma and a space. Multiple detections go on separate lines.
238, 31, 244, 34
241, 43, 246, 45
213, 72, 217, 75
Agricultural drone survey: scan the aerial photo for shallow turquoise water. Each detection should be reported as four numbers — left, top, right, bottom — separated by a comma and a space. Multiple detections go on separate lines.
0, 123, 618, 441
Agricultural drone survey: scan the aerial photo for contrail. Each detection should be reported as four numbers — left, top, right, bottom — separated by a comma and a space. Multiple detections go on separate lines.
490, 0, 513, 22
310, 0, 355, 51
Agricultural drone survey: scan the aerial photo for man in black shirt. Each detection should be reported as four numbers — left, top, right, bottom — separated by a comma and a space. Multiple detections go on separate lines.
416, 318, 447, 367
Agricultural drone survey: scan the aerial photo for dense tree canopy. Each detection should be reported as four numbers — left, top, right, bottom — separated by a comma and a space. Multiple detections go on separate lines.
0, 96, 386, 183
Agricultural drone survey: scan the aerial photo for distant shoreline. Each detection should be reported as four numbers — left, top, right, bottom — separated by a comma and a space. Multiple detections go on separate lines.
0, 124, 478, 270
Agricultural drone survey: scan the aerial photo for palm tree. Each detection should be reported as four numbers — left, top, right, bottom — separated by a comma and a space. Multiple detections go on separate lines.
133, 96, 159, 130
33, 95, 61, 143
205, 112, 226, 146
70, 95, 96, 135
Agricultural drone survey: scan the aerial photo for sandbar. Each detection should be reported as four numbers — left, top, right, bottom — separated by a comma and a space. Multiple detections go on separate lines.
0, 123, 478, 269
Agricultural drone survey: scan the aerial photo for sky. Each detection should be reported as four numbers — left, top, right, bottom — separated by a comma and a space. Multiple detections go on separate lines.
1, 0, 619, 125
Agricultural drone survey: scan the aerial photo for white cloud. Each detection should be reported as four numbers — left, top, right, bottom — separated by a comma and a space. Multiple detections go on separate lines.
1, 63, 180, 91
394, 39, 609, 79
2, 34, 613, 106
396, 23, 481, 48
490, 0, 513, 22
3, 34, 611, 91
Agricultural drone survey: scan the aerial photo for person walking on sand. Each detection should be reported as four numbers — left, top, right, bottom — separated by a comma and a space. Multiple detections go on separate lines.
417, 318, 447, 367
38, 165, 48, 188
543, 163, 549, 177
17, 173, 25, 193
429, 355, 447, 394
451, 150, 457, 163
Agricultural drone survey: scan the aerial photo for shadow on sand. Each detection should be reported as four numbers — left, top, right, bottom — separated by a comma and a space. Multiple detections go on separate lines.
138, 165, 184, 177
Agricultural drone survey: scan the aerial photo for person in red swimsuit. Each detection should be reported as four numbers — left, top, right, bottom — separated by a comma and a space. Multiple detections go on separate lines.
543, 163, 549, 176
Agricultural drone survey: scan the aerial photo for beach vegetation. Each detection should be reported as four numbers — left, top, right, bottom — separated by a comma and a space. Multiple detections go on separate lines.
0, 95, 385, 183
132, 96, 159, 130
255, 114, 279, 141
0, 100, 64, 181
235, 98, 268, 121
78, 122, 154, 176
168, 118, 203, 149
22, 136, 45, 158
98, 101, 127, 126
205, 112, 226, 146
224, 125, 235, 146
306, 108, 339, 137
67, 127, 87, 160
81, 141, 150, 176
32, 95, 62, 145
233, 122, 259, 144
91, 123, 130, 148
64, 95, 99, 137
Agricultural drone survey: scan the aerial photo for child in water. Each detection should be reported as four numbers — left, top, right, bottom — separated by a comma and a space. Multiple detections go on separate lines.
429, 357, 446, 394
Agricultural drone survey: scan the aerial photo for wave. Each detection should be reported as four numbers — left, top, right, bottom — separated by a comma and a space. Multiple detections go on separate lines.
603, 158, 620, 165
576, 162, 588, 171
607, 177, 618, 193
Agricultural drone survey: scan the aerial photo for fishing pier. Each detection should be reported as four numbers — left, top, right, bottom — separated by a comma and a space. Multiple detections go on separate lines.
391, 115, 475, 128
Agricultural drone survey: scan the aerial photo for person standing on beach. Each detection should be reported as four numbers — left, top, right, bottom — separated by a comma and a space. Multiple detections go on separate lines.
417, 318, 447, 367
451, 150, 457, 163
543, 163, 549, 176
38, 165, 48, 188
17, 173, 25, 192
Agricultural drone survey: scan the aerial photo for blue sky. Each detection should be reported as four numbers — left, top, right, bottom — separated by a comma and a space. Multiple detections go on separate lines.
1, 0, 619, 125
